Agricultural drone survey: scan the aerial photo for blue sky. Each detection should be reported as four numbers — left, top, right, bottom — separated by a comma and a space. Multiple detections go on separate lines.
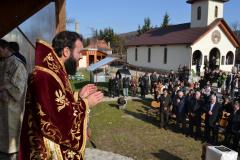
66, 0, 240, 38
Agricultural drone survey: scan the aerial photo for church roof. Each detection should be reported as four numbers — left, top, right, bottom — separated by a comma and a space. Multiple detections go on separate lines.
126, 18, 240, 47
186, 0, 229, 4
126, 23, 208, 46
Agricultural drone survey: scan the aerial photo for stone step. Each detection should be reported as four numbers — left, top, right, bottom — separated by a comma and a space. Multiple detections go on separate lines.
85, 148, 133, 160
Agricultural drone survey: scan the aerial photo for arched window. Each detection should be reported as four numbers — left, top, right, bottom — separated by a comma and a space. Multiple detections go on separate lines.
197, 6, 201, 20
192, 50, 202, 65
226, 51, 234, 65
215, 6, 218, 18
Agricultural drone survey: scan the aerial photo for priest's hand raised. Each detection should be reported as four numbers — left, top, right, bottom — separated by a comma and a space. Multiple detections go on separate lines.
87, 91, 104, 108
79, 84, 97, 99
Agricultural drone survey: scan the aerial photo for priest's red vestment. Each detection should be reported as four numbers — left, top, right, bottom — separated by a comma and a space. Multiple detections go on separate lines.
19, 40, 88, 160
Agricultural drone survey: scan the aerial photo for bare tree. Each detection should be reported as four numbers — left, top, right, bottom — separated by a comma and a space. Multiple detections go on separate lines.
231, 21, 240, 64
232, 21, 240, 39
66, 17, 75, 26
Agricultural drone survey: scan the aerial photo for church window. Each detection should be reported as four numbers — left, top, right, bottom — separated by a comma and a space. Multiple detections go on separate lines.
148, 47, 151, 63
226, 51, 234, 65
215, 6, 218, 18
192, 50, 202, 65
164, 48, 167, 64
197, 6, 201, 20
135, 48, 138, 61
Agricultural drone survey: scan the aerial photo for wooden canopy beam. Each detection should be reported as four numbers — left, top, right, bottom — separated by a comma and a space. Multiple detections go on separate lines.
0, 0, 66, 38
55, 0, 66, 34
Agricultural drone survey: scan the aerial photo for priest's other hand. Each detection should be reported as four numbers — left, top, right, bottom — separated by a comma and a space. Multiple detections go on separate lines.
79, 84, 97, 99
87, 91, 104, 108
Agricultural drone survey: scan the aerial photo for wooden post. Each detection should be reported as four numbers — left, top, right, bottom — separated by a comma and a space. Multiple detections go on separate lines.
94, 51, 97, 63
87, 51, 89, 66
55, 0, 66, 34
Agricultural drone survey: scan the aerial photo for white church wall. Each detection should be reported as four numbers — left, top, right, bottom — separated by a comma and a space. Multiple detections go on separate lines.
127, 45, 191, 71
191, 25, 236, 72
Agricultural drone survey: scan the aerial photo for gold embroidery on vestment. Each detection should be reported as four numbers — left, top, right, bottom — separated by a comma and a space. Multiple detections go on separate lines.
55, 89, 70, 112
43, 53, 61, 73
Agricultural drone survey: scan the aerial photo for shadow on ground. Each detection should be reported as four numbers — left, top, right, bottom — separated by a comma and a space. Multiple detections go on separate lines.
152, 150, 183, 160
123, 109, 159, 127
108, 103, 118, 109
132, 98, 153, 106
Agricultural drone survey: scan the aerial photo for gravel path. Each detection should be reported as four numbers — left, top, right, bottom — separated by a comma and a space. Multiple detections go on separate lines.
103, 94, 153, 102
85, 148, 133, 160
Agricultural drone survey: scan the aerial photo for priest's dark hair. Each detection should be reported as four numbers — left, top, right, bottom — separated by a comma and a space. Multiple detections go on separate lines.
52, 31, 83, 57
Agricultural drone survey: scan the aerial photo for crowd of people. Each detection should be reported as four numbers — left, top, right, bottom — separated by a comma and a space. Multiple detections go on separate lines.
108, 67, 240, 151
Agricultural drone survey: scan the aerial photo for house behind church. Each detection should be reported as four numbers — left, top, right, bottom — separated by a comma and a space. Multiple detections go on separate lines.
79, 39, 112, 68
126, 0, 240, 73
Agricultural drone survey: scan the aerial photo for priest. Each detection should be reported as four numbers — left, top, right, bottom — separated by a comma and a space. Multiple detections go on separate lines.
19, 31, 103, 160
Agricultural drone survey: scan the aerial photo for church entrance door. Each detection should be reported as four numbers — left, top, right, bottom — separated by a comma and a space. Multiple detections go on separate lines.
209, 48, 220, 71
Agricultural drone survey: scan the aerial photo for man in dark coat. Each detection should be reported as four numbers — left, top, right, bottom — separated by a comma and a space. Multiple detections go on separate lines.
143, 73, 150, 95
173, 90, 186, 133
204, 94, 222, 144
188, 91, 203, 139
231, 102, 240, 150
108, 76, 114, 97
223, 98, 234, 147
198, 76, 206, 90
159, 89, 172, 129
139, 75, 145, 98
122, 77, 130, 97
114, 77, 120, 97
150, 72, 158, 94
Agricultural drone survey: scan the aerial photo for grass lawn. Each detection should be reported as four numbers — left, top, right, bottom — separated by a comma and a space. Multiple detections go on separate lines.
71, 69, 202, 159
87, 99, 203, 160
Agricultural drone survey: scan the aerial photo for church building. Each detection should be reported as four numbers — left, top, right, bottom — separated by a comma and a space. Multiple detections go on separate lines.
126, 0, 240, 73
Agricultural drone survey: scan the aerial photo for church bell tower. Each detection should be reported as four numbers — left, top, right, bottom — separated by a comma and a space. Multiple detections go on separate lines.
187, 0, 229, 28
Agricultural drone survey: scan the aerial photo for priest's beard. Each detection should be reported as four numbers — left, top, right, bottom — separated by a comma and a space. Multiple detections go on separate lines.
64, 55, 77, 75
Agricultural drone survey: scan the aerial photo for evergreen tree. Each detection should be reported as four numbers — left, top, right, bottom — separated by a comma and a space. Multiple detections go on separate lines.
91, 27, 124, 54
137, 17, 153, 36
161, 12, 170, 28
